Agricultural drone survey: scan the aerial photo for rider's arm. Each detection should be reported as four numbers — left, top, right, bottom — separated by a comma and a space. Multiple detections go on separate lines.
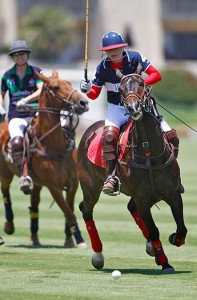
18, 81, 44, 104
86, 84, 102, 100
0, 92, 5, 106
144, 65, 161, 85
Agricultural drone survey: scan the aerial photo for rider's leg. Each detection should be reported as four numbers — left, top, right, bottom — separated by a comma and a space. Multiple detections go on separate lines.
102, 126, 120, 195
160, 118, 184, 193
8, 117, 33, 193
102, 103, 130, 195
10, 136, 23, 165
160, 118, 179, 159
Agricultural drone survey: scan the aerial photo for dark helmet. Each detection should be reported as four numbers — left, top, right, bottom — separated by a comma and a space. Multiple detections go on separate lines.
8, 40, 31, 56
100, 31, 128, 51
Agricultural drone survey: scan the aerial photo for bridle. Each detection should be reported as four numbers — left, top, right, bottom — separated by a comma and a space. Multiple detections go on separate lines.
45, 84, 77, 108
30, 84, 78, 150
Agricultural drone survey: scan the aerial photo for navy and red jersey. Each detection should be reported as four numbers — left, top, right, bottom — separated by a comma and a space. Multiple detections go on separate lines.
0, 64, 42, 120
88, 50, 161, 104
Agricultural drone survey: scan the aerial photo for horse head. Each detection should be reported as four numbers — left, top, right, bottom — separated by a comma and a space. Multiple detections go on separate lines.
37, 69, 89, 115
117, 70, 147, 121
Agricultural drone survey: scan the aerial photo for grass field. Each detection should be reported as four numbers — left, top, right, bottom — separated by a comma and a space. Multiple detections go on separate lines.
0, 137, 197, 300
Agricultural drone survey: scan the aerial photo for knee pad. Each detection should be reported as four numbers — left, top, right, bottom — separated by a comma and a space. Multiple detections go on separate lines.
11, 136, 23, 153
102, 126, 120, 160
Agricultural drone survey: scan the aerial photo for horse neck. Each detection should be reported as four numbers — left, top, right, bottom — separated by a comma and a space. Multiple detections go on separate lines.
134, 112, 164, 156
35, 93, 65, 149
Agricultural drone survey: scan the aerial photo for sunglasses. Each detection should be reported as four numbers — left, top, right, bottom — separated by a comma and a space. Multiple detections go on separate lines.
13, 52, 28, 57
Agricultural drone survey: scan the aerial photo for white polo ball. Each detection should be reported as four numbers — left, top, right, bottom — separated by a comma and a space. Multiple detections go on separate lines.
112, 270, 121, 279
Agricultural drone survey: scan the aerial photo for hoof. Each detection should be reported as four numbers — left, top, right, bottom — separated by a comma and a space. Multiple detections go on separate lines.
76, 242, 88, 249
64, 242, 76, 249
29, 239, 41, 247
92, 252, 104, 270
169, 233, 185, 247
162, 263, 175, 274
146, 240, 155, 257
4, 221, 15, 235
0, 237, 5, 245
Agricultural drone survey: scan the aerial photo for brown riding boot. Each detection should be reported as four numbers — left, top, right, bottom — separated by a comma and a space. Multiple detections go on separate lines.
11, 136, 23, 165
11, 136, 33, 194
102, 126, 121, 196
165, 129, 179, 159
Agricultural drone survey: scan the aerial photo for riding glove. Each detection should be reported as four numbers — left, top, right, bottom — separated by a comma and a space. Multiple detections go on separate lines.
80, 80, 91, 94
16, 99, 26, 106
0, 105, 6, 123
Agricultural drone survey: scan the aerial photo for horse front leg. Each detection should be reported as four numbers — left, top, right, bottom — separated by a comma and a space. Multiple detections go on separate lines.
29, 185, 42, 247
49, 188, 86, 248
79, 200, 104, 270
137, 200, 175, 274
167, 193, 187, 247
64, 179, 88, 249
127, 198, 155, 256
1, 177, 15, 235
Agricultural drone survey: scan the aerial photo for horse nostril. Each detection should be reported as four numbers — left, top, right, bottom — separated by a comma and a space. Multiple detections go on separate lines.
80, 100, 89, 111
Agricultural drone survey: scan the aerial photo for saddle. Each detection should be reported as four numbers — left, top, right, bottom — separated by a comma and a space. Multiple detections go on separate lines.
87, 121, 133, 168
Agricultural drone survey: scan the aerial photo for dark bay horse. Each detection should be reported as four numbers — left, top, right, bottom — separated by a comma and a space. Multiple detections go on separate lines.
0, 69, 89, 248
77, 73, 187, 273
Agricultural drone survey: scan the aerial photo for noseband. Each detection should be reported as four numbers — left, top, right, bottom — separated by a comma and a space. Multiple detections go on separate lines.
45, 84, 77, 107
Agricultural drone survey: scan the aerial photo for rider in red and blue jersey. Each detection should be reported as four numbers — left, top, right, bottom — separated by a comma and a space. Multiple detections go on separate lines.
80, 31, 179, 196
0, 40, 43, 193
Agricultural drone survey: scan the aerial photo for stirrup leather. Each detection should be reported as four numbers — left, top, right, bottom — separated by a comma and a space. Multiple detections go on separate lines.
102, 175, 121, 196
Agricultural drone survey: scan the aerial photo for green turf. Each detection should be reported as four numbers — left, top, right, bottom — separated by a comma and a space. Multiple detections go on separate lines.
0, 137, 196, 299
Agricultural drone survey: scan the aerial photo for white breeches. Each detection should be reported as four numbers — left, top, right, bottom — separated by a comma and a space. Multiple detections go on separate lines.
105, 103, 130, 128
8, 117, 31, 140
105, 102, 171, 132
160, 118, 171, 132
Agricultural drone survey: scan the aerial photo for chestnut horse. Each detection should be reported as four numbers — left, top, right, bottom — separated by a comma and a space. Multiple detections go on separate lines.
0, 69, 89, 248
78, 73, 187, 273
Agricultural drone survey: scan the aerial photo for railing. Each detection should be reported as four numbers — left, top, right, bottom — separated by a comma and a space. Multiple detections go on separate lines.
162, 0, 197, 20
17, 0, 95, 19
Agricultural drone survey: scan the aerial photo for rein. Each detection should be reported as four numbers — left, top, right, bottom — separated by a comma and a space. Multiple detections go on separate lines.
29, 85, 77, 159
46, 85, 77, 107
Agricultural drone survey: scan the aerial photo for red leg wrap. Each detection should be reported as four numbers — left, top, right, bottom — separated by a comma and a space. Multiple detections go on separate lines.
85, 221, 103, 252
151, 240, 168, 266
176, 236, 185, 247
131, 211, 149, 239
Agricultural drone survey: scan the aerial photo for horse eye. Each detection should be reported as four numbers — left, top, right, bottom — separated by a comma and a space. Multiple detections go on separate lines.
52, 86, 60, 92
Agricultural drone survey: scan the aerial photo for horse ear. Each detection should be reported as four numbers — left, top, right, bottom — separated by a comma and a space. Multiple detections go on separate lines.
36, 71, 48, 83
52, 68, 59, 78
116, 69, 123, 79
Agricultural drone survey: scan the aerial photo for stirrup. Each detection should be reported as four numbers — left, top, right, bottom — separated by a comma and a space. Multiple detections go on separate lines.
102, 175, 121, 196
19, 175, 34, 194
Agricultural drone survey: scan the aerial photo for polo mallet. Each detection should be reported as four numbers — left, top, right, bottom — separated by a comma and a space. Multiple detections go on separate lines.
84, 0, 89, 82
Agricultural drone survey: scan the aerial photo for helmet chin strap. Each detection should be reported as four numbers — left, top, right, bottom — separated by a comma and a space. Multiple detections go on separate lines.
101, 49, 128, 61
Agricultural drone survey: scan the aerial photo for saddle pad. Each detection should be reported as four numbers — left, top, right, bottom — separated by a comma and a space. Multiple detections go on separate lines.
87, 121, 133, 168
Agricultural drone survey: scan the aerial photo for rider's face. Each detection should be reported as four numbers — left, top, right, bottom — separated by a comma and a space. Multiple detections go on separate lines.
105, 47, 124, 62
12, 52, 29, 66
